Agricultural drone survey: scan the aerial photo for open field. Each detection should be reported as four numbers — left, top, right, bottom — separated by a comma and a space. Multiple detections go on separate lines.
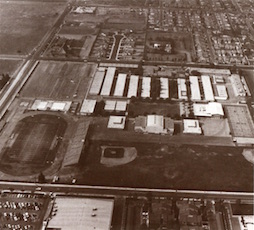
81, 141, 253, 192
0, 114, 67, 176
128, 102, 180, 117
21, 61, 96, 100
0, 1, 65, 55
0, 60, 23, 77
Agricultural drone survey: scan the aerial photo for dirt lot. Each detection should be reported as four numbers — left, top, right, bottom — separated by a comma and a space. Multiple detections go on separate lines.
81, 141, 253, 192
21, 61, 96, 101
0, 114, 67, 176
0, 1, 65, 55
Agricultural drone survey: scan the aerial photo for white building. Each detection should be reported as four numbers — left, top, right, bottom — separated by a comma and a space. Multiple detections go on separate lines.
215, 85, 228, 100
193, 102, 224, 117
160, 78, 169, 99
183, 119, 202, 134
80, 99, 96, 115
201, 75, 215, 101
107, 116, 126, 129
141, 77, 151, 98
189, 76, 201, 101
89, 69, 105, 95
113, 73, 127, 97
100, 67, 116, 96
230, 74, 246, 97
127, 75, 139, 98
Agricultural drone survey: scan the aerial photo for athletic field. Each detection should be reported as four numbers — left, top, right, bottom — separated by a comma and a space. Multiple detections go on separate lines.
0, 114, 67, 176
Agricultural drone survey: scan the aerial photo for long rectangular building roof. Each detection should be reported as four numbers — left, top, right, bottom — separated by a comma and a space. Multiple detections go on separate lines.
160, 78, 169, 99
47, 197, 114, 230
201, 75, 214, 101
89, 69, 105, 95
177, 78, 188, 100
114, 73, 127, 97
127, 75, 139, 98
141, 77, 151, 98
189, 76, 201, 101
100, 67, 116, 96
80, 99, 96, 115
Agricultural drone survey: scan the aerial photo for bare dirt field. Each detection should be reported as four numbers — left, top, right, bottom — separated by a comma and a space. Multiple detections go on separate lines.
0, 1, 65, 55
81, 141, 253, 192
21, 61, 96, 101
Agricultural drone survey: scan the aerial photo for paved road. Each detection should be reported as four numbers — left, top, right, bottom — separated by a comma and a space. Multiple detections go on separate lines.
0, 181, 253, 202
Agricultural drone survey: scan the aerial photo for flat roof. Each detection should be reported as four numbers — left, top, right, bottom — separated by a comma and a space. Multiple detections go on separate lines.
215, 85, 228, 100
188, 67, 231, 75
147, 115, 164, 128
47, 197, 114, 230
100, 67, 116, 96
141, 77, 151, 98
183, 119, 202, 134
201, 75, 214, 101
127, 75, 139, 98
100, 62, 139, 68
189, 76, 201, 101
51, 102, 67, 111
113, 73, 127, 97
89, 70, 105, 95
80, 99, 96, 114
107, 116, 126, 129
177, 78, 187, 100
230, 74, 246, 97
224, 105, 254, 138
115, 101, 127, 111
37, 101, 48, 110
160, 78, 169, 99
104, 100, 116, 111
193, 102, 224, 117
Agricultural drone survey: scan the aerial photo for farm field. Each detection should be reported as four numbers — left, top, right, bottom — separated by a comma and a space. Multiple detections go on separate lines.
0, 60, 23, 77
81, 141, 253, 192
0, 1, 65, 55
21, 61, 96, 101
0, 114, 67, 176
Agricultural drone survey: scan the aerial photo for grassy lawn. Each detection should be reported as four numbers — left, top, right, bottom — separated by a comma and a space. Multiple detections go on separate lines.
81, 141, 253, 192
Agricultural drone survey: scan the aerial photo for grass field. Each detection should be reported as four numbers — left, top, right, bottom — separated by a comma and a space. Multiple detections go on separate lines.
21, 61, 96, 100
128, 102, 180, 117
80, 141, 253, 192
0, 114, 67, 176
0, 1, 65, 55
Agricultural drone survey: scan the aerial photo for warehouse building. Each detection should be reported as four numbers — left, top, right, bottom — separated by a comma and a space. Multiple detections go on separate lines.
193, 102, 224, 117
46, 197, 114, 230
135, 115, 174, 135
113, 73, 127, 97
160, 77, 169, 99
201, 75, 215, 101
141, 77, 151, 98
80, 99, 96, 115
214, 84, 228, 100
230, 74, 246, 97
89, 68, 105, 95
100, 67, 116, 96
127, 75, 139, 98
189, 76, 201, 101
107, 116, 126, 129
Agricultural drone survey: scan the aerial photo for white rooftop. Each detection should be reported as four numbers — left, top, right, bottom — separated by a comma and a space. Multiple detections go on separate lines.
183, 119, 202, 134
201, 75, 214, 101
47, 197, 114, 230
127, 75, 139, 98
193, 102, 224, 117
51, 102, 66, 111
189, 76, 201, 101
80, 99, 96, 115
107, 116, 126, 129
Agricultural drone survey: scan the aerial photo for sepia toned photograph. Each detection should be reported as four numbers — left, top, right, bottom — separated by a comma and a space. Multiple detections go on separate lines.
0, 0, 253, 229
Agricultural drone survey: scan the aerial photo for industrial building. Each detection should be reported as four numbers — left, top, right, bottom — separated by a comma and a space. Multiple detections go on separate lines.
127, 75, 139, 98
113, 73, 127, 97
193, 102, 224, 117
230, 74, 246, 97
189, 76, 201, 101
141, 77, 151, 98
80, 99, 96, 115
104, 100, 128, 112
30, 100, 71, 112
177, 78, 188, 100
160, 77, 169, 99
100, 67, 116, 96
183, 119, 202, 134
89, 68, 105, 95
201, 75, 215, 101
46, 197, 114, 230
135, 115, 174, 135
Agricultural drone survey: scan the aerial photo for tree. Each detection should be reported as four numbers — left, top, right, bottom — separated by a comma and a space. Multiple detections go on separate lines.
38, 172, 46, 183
